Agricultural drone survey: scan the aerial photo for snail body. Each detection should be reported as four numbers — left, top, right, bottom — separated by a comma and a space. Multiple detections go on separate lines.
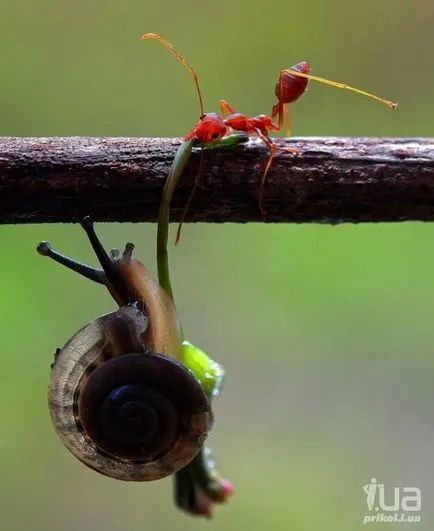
38, 217, 210, 481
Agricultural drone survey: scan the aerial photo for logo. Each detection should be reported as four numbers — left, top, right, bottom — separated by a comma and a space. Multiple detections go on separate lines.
362, 478, 421, 524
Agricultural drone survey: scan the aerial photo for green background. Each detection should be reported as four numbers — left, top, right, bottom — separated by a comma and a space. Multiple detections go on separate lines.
0, 0, 433, 529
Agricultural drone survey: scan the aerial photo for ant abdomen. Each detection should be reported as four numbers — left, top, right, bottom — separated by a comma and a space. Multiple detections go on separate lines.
274, 61, 311, 105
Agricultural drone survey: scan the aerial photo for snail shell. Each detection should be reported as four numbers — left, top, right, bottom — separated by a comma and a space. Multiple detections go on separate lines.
39, 218, 210, 481
49, 306, 210, 481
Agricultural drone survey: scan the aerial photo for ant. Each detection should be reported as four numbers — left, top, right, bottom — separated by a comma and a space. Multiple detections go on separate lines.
141, 33, 397, 238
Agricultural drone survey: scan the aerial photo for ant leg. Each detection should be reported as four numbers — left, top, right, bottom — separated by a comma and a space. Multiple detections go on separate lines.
257, 129, 299, 156
175, 150, 205, 245
265, 116, 282, 134
157, 139, 196, 298
271, 102, 279, 120
219, 100, 237, 118
259, 149, 276, 216
271, 96, 292, 136
254, 130, 299, 215
272, 73, 292, 136
254, 130, 277, 215
269, 72, 289, 132
275, 72, 285, 130
284, 105, 293, 137
219, 100, 238, 134
37, 241, 106, 284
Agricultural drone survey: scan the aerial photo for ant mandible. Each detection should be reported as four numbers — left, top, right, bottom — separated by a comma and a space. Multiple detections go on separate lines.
141, 33, 397, 227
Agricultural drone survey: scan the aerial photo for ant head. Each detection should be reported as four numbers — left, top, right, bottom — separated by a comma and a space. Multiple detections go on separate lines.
184, 113, 227, 144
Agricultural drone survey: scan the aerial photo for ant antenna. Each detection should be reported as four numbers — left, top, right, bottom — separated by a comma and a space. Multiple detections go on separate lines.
140, 33, 205, 116
282, 68, 398, 109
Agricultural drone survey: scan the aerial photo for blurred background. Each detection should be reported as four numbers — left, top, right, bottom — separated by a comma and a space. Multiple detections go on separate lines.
0, 0, 433, 529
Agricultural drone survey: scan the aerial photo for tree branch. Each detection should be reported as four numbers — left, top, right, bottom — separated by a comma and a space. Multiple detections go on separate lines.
0, 136, 433, 224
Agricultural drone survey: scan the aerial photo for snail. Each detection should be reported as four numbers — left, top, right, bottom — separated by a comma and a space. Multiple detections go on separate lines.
37, 216, 210, 481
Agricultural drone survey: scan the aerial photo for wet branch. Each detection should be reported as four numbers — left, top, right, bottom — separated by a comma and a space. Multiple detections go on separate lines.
0, 136, 433, 224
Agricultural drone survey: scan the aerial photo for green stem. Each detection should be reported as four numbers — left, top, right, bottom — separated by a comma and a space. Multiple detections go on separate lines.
156, 135, 244, 516
156, 134, 247, 309
157, 138, 196, 309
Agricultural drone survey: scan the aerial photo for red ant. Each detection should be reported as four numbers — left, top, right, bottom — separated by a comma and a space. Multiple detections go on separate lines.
141, 33, 397, 236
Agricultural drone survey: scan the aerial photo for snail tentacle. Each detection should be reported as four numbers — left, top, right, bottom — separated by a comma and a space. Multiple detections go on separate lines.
81, 216, 122, 282
80, 216, 139, 304
110, 248, 120, 261
36, 240, 106, 285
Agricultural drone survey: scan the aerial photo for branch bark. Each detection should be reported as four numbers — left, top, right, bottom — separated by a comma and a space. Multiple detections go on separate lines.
0, 136, 433, 224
